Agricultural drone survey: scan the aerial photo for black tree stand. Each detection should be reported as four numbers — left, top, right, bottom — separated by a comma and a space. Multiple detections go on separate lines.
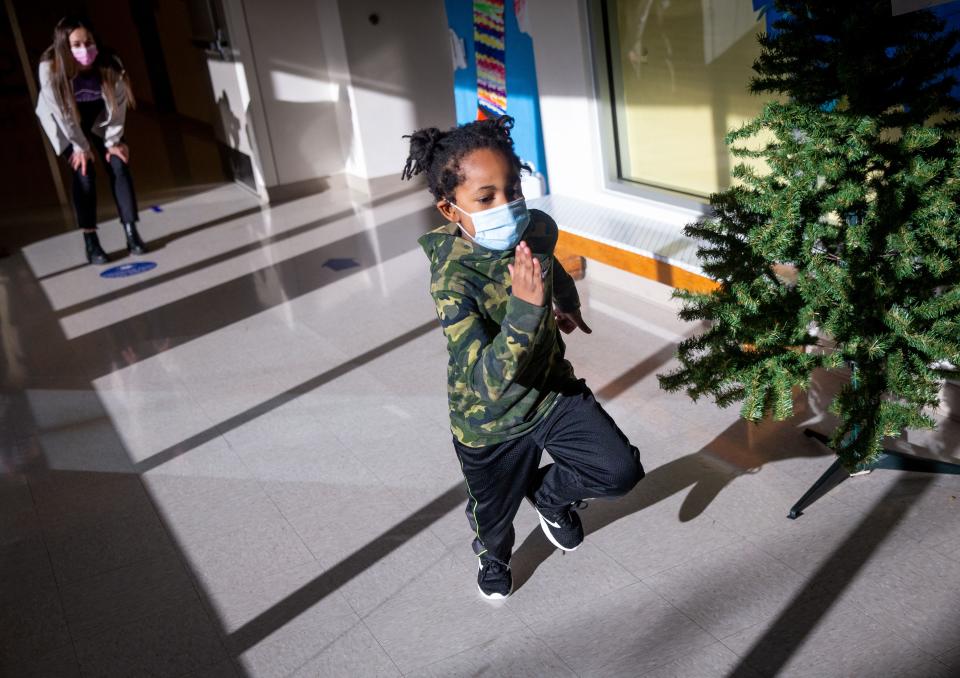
788, 428, 960, 519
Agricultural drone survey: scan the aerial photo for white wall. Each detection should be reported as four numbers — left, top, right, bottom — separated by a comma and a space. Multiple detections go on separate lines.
313, 0, 362, 179
335, 0, 456, 181
219, 0, 455, 195
213, 0, 278, 197
240, 0, 351, 186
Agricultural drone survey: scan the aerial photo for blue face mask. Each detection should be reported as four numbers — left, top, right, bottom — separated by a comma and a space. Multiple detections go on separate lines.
449, 197, 530, 250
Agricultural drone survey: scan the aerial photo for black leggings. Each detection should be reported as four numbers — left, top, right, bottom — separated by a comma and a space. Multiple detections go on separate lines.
68, 118, 139, 230
452, 381, 645, 564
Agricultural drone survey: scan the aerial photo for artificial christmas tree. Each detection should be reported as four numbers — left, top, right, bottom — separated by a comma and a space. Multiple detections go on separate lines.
658, 1, 960, 486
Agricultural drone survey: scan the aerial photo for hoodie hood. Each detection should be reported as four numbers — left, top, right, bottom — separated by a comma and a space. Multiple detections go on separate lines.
418, 208, 556, 274
418, 221, 511, 273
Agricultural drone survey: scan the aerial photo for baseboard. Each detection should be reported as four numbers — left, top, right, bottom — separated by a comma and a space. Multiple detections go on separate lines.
265, 176, 342, 205
346, 173, 426, 201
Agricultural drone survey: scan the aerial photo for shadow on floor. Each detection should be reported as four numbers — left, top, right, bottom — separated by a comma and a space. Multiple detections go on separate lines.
725, 472, 937, 677
0, 194, 437, 675
509, 412, 835, 590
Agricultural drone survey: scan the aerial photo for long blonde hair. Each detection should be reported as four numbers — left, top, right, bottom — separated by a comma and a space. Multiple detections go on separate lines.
40, 15, 136, 125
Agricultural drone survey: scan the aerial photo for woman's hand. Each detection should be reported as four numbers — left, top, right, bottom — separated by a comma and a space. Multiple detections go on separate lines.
70, 149, 94, 176
106, 143, 129, 164
554, 308, 593, 335
508, 241, 545, 307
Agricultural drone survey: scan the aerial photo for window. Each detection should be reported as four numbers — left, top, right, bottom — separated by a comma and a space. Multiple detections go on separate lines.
594, 0, 769, 198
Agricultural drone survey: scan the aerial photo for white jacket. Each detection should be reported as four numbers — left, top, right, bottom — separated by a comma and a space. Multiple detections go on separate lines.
35, 57, 128, 155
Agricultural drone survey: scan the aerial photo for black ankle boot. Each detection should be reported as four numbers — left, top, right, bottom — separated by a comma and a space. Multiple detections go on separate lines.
84, 232, 109, 265
123, 222, 147, 255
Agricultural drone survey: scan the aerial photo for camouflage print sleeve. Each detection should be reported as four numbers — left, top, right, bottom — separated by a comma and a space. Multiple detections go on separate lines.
552, 256, 581, 312
432, 287, 547, 402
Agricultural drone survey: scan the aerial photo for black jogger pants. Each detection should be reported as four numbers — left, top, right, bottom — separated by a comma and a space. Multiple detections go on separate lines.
452, 380, 644, 565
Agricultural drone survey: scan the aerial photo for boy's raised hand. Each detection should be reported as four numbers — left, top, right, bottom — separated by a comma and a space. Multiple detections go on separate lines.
508, 241, 545, 307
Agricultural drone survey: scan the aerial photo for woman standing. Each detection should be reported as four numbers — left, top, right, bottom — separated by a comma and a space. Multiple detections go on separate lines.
35, 15, 147, 264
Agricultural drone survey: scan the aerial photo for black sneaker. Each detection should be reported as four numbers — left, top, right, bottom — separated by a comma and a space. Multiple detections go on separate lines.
477, 558, 512, 600
529, 500, 585, 552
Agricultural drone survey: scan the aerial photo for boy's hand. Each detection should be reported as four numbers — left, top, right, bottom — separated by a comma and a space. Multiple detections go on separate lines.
555, 308, 592, 334
508, 241, 545, 307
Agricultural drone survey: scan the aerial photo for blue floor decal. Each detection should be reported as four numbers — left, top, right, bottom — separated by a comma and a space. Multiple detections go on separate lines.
322, 258, 359, 271
100, 261, 158, 278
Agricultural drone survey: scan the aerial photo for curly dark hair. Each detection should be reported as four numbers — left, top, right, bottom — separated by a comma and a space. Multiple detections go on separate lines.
401, 115, 530, 202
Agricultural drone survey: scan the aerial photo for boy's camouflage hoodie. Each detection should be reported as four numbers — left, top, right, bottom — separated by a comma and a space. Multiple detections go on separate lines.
418, 209, 580, 448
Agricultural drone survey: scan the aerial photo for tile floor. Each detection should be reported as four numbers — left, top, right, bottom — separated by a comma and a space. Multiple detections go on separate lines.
2, 183, 959, 678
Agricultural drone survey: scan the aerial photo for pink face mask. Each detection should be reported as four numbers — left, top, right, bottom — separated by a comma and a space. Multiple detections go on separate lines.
71, 45, 98, 66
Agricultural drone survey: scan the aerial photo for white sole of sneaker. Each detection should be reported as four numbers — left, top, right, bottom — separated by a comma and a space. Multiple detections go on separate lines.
477, 562, 512, 600
477, 584, 511, 600
529, 500, 581, 552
